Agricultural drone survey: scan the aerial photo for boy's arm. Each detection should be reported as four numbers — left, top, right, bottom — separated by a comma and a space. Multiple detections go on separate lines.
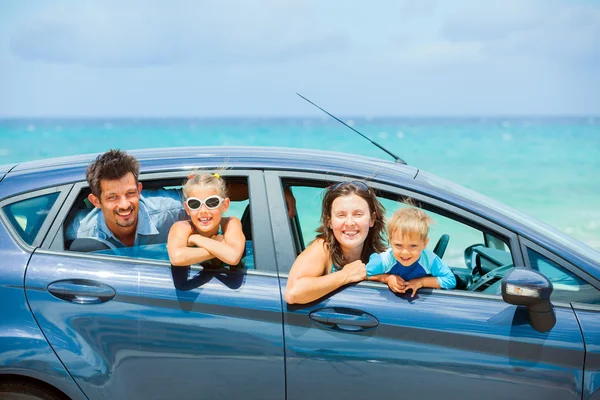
365, 250, 395, 277
366, 250, 406, 293
403, 252, 456, 297
403, 276, 440, 297
430, 256, 457, 289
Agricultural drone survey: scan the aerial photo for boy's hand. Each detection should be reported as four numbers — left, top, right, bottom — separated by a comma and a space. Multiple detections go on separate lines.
343, 260, 367, 283
403, 279, 424, 297
385, 275, 406, 293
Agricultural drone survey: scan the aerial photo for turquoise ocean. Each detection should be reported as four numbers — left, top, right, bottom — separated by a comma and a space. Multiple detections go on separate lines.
0, 117, 599, 252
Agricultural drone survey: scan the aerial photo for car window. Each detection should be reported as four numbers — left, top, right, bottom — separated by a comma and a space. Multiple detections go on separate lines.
526, 248, 600, 304
64, 177, 254, 269
2, 192, 60, 245
286, 180, 514, 293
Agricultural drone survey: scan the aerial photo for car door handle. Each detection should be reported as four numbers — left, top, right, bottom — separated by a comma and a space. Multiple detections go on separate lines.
47, 279, 116, 304
309, 307, 379, 331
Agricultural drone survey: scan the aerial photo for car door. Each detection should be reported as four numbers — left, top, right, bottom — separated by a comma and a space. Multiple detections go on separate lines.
519, 239, 600, 400
25, 171, 285, 400
265, 172, 586, 400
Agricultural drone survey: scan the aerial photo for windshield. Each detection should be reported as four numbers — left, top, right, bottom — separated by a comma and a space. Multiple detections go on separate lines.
418, 170, 600, 264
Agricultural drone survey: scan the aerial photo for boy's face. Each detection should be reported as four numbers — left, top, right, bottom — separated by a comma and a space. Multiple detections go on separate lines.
389, 232, 429, 267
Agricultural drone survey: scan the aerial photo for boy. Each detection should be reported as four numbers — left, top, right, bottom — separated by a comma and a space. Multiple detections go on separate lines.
366, 207, 456, 297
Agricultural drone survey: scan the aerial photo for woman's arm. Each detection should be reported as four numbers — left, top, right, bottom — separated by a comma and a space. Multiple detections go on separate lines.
284, 239, 366, 304
186, 217, 246, 266
167, 221, 215, 266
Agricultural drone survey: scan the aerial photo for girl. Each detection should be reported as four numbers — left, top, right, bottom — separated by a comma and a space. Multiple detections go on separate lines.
167, 173, 245, 267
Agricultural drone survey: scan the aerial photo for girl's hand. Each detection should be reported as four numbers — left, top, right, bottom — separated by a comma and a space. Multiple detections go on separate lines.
386, 275, 406, 293
212, 234, 224, 242
342, 260, 367, 283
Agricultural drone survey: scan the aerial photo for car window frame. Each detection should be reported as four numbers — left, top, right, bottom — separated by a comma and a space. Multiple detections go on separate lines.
0, 185, 72, 250
265, 170, 536, 297
40, 170, 279, 274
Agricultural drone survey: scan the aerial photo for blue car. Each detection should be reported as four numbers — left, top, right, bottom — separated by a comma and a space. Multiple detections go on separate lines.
0, 147, 598, 400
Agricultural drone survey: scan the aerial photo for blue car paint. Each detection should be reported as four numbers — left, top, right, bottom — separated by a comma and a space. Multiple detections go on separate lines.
25, 251, 285, 400
282, 280, 584, 400
0, 223, 87, 400
573, 307, 600, 400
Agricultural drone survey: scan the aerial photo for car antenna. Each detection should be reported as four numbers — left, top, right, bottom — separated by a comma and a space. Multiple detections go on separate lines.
296, 93, 406, 164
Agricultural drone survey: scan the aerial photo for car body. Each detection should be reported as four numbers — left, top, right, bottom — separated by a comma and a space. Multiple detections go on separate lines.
0, 146, 598, 400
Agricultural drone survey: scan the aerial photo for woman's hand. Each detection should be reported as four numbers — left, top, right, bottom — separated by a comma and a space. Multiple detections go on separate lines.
342, 260, 367, 284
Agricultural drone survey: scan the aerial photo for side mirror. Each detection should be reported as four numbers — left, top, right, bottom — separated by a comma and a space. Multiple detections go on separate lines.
501, 268, 556, 333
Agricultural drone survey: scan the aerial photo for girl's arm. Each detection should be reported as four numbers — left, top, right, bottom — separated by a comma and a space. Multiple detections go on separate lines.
167, 221, 215, 266
186, 217, 246, 266
284, 239, 366, 305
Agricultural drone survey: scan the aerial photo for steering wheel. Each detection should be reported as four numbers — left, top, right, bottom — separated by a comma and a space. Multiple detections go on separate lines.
433, 234, 450, 258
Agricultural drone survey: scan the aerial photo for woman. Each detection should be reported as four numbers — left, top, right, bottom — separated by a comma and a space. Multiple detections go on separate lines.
167, 172, 245, 267
284, 181, 386, 304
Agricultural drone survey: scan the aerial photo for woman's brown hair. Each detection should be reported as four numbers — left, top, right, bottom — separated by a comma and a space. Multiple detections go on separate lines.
315, 181, 386, 270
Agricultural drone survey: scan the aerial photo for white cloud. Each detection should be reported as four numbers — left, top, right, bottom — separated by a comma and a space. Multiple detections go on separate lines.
9, 0, 348, 67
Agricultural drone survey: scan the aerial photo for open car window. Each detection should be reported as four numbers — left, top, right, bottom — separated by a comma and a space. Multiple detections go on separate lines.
62, 176, 254, 269
284, 178, 515, 294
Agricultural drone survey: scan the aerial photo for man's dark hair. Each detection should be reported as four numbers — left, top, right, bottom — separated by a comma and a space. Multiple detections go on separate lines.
86, 149, 140, 198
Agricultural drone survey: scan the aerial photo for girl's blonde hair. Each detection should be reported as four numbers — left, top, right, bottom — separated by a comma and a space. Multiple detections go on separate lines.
387, 207, 432, 241
182, 172, 228, 200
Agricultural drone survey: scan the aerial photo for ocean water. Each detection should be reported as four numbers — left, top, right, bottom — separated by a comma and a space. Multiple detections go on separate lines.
0, 117, 599, 251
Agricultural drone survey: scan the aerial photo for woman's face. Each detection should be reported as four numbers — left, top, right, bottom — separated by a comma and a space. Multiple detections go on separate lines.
329, 193, 375, 252
184, 187, 229, 235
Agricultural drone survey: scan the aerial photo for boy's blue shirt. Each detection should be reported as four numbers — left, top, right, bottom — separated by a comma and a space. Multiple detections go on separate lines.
366, 248, 457, 289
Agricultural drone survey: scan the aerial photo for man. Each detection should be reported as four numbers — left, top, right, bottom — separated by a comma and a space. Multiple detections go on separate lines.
66, 149, 186, 248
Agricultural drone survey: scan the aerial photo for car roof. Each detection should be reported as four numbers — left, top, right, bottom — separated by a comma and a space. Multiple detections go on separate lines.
1, 147, 418, 197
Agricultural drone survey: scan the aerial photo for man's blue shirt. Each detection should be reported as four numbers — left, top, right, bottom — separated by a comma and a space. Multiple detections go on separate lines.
366, 248, 456, 289
66, 189, 187, 248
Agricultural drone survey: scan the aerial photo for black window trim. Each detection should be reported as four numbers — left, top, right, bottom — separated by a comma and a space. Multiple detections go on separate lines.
0, 185, 72, 250
40, 170, 279, 274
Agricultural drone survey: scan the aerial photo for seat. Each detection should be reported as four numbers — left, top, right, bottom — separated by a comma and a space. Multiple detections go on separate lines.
433, 234, 450, 258
241, 205, 252, 240
69, 237, 116, 252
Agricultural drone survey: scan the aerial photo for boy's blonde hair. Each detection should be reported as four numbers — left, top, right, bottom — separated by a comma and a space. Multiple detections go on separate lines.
387, 207, 432, 241
182, 172, 228, 200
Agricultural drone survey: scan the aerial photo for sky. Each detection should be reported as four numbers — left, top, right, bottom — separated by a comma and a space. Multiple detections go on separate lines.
1, 0, 599, 117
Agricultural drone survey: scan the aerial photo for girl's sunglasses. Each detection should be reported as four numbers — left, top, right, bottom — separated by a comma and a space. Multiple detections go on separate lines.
185, 196, 224, 210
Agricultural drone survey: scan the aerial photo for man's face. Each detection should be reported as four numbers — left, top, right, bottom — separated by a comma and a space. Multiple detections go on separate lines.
88, 172, 142, 238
